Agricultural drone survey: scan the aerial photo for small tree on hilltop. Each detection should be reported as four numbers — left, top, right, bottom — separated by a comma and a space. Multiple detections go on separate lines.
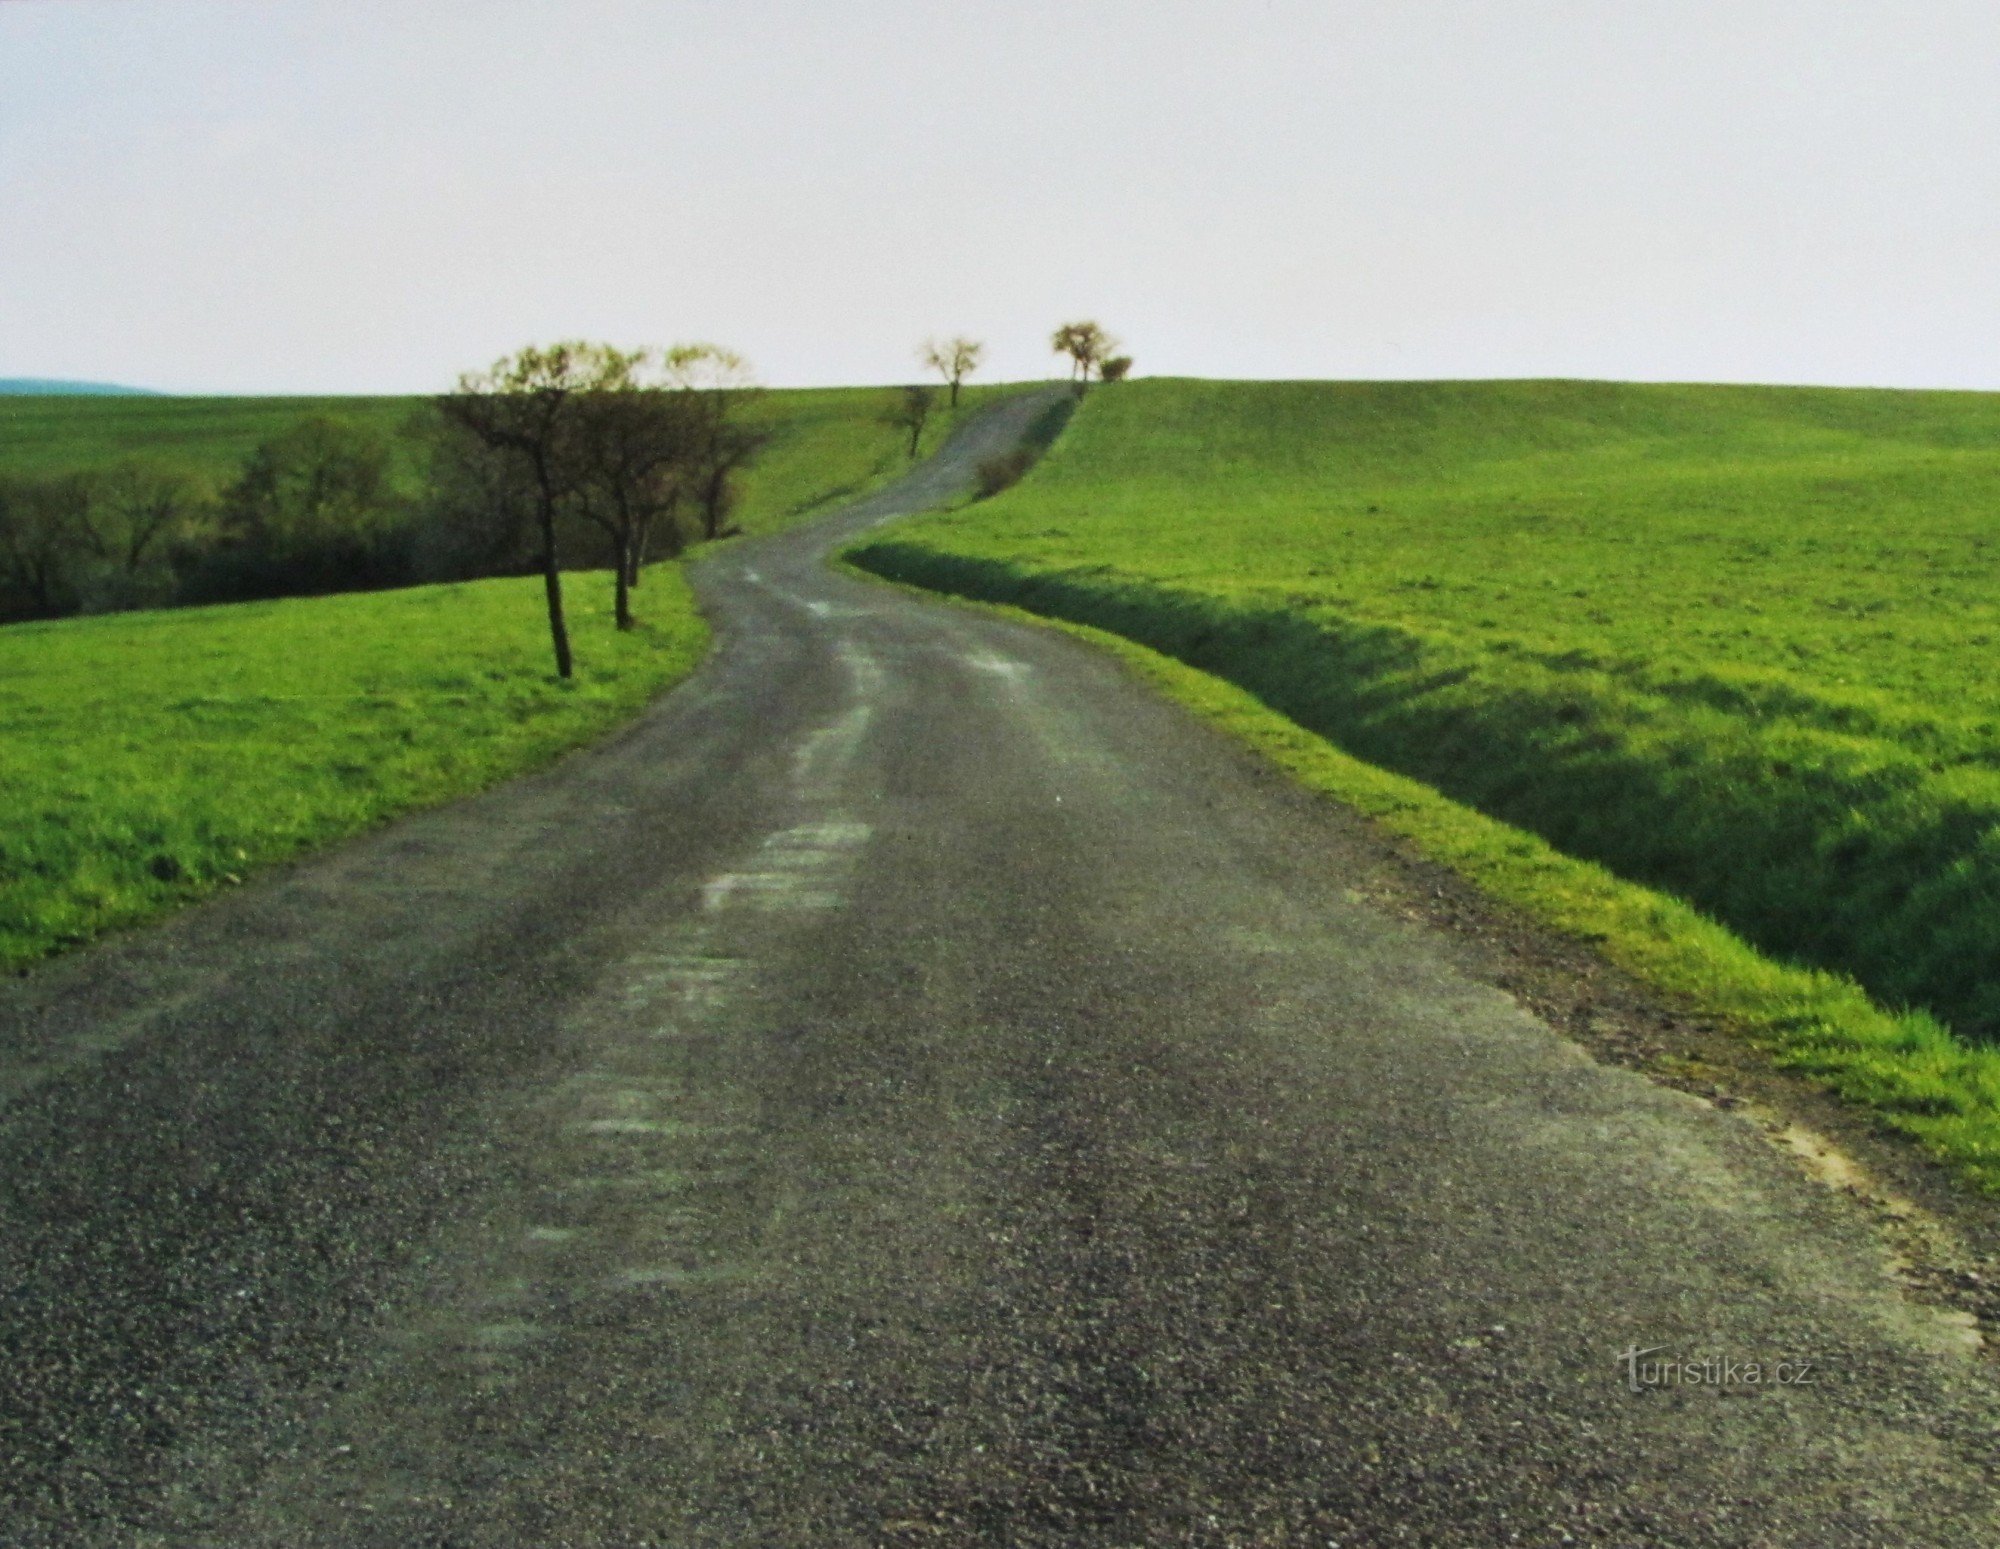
1051, 320, 1118, 391
920, 336, 983, 408
1100, 354, 1134, 383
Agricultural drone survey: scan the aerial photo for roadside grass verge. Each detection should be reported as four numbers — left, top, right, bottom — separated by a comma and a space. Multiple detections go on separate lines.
0, 567, 707, 972
845, 375, 2000, 1191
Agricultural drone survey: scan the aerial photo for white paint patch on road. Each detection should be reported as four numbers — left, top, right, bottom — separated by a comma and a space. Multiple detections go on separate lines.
701, 819, 874, 915
792, 641, 888, 800
963, 649, 1031, 680
620, 950, 747, 1023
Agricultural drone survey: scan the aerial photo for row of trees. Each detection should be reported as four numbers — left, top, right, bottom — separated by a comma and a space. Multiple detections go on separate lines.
0, 343, 770, 656
3, 322, 1135, 667
439, 341, 765, 676
455, 323, 1133, 675
0, 462, 210, 618
911, 323, 1130, 405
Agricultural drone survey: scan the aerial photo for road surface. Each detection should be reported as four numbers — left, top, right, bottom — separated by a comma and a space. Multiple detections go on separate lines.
6, 390, 2000, 1545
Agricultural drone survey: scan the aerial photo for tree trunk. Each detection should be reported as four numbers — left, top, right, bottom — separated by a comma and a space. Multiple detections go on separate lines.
613, 538, 634, 631
949, 377, 960, 408
628, 516, 649, 588
534, 479, 573, 678
702, 471, 725, 541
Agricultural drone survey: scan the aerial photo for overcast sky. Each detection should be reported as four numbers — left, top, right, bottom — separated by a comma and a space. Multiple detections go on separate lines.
4, 0, 2000, 394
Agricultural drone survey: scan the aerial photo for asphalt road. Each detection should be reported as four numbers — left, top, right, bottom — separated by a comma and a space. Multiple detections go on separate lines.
7, 390, 2000, 1546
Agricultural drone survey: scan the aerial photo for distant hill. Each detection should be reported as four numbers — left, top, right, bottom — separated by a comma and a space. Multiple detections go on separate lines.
0, 378, 161, 396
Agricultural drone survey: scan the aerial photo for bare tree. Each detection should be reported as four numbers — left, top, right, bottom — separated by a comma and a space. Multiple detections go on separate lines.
663, 344, 769, 542
79, 462, 208, 576
571, 354, 695, 630
884, 384, 936, 460
622, 452, 687, 584
1051, 320, 1119, 391
919, 336, 983, 408
699, 425, 765, 540
439, 342, 619, 679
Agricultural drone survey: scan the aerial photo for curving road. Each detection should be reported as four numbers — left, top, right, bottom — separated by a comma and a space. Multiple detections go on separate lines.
7, 390, 2000, 1545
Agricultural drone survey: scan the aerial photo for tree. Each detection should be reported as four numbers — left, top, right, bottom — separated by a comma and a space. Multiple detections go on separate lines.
187, 417, 406, 603
662, 344, 768, 543
0, 473, 90, 617
79, 462, 208, 576
215, 418, 393, 547
1100, 354, 1134, 383
920, 336, 983, 408
1051, 320, 1119, 390
407, 407, 542, 584
570, 353, 695, 630
66, 461, 211, 612
439, 342, 614, 678
688, 418, 767, 542
884, 384, 936, 460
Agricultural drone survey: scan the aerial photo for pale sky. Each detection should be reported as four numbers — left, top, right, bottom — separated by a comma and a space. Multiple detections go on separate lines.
5, 0, 2000, 394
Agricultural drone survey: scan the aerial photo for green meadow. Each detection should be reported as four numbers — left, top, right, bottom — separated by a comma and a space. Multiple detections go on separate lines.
850, 377, 2000, 1183
0, 382, 978, 534
0, 569, 708, 969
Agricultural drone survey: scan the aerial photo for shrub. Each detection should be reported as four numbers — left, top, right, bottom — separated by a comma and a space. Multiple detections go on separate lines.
179, 417, 416, 603
975, 448, 1036, 499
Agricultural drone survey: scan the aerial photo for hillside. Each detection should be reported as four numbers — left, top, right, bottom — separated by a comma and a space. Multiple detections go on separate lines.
0, 384, 1000, 533
851, 378, 2000, 1053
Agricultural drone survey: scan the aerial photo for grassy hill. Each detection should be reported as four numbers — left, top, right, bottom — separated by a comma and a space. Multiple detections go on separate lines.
0, 384, 998, 535
850, 377, 2000, 1183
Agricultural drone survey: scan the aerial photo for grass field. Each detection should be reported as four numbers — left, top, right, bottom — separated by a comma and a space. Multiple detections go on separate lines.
0, 394, 421, 482
848, 377, 2000, 1183
0, 567, 708, 971
0, 382, 997, 536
